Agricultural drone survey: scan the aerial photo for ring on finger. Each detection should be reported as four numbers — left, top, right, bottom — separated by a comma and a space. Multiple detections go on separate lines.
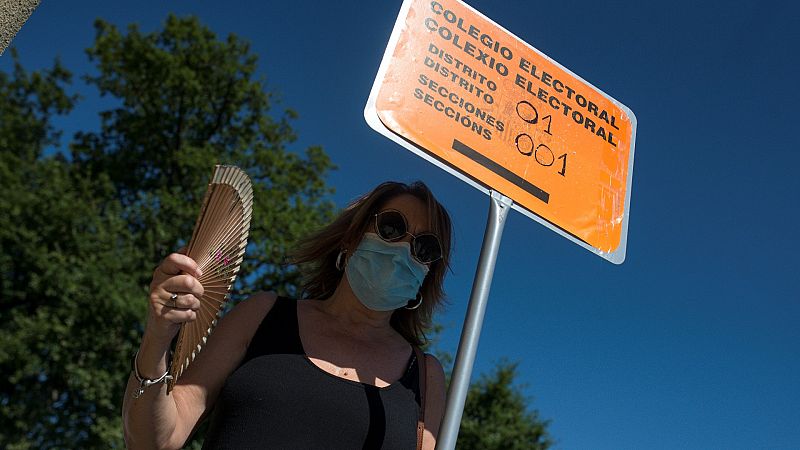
168, 292, 178, 308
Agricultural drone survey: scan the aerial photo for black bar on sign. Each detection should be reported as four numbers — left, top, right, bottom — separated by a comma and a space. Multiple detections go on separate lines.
451, 139, 550, 204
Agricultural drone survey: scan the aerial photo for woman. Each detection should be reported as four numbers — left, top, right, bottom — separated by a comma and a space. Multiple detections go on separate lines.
123, 181, 452, 449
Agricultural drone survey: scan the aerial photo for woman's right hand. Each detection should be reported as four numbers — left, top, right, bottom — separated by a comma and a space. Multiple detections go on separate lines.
146, 249, 205, 341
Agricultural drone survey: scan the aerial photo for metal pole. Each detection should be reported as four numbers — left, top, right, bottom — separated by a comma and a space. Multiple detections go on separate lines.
436, 191, 513, 450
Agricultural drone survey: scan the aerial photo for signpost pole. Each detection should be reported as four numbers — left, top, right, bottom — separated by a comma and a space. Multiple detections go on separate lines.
436, 190, 513, 450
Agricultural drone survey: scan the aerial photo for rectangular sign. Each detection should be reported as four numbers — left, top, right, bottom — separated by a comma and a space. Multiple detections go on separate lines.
365, 0, 637, 263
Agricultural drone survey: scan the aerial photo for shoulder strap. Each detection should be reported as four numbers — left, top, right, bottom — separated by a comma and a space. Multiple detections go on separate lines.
241, 296, 303, 364
413, 346, 427, 450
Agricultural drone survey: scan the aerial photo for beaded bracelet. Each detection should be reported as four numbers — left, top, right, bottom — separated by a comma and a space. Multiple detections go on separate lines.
131, 350, 173, 399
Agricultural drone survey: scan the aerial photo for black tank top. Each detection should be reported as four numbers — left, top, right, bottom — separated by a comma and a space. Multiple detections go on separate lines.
202, 297, 421, 449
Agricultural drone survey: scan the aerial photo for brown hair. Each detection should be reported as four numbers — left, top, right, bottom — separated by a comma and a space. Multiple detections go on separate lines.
290, 181, 453, 346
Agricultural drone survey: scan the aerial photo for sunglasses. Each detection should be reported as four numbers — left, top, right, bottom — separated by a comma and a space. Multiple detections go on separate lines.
374, 209, 443, 265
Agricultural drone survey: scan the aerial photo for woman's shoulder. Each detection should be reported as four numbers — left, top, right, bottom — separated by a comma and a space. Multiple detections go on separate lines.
217, 291, 279, 344
242, 290, 280, 307
228, 290, 279, 314
423, 353, 446, 383
415, 350, 445, 377
416, 351, 446, 399
417, 351, 447, 447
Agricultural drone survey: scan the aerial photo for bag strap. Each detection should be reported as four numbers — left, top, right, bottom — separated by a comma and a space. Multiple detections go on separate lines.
414, 346, 427, 450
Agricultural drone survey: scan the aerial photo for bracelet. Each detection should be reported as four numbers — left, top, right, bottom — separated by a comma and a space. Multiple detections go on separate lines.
131, 350, 173, 399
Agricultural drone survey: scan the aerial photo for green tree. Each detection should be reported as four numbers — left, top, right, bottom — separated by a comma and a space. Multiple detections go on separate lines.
1, 16, 334, 448
424, 327, 552, 450
72, 16, 335, 296
0, 50, 143, 448
458, 361, 552, 449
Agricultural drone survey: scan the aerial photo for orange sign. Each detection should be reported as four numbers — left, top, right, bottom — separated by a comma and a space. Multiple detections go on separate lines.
366, 0, 636, 262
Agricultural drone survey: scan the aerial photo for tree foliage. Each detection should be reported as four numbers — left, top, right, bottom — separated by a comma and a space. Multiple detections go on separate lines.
0, 50, 142, 448
424, 327, 552, 450
458, 361, 552, 449
1, 16, 334, 448
72, 16, 335, 296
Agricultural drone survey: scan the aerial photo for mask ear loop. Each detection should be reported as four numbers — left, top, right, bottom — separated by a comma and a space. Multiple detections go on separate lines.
335, 249, 347, 271
405, 293, 423, 310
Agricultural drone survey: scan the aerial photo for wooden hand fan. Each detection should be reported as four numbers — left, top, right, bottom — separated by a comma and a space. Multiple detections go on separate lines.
167, 165, 253, 392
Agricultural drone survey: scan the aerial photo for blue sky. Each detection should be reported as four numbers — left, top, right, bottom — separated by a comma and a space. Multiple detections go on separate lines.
3, 1, 799, 448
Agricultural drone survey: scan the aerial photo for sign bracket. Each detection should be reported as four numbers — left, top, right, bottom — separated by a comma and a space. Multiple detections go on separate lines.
436, 190, 513, 450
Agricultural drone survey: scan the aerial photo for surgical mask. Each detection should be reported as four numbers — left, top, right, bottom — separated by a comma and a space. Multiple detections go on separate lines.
345, 233, 429, 311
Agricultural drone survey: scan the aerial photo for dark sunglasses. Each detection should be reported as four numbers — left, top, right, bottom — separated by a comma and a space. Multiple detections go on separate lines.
374, 209, 443, 265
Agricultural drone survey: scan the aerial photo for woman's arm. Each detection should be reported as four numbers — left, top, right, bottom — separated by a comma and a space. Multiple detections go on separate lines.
422, 354, 447, 450
121, 326, 180, 449
122, 289, 276, 449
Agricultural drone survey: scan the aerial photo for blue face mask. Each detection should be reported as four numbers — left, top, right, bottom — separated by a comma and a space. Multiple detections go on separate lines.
345, 233, 429, 311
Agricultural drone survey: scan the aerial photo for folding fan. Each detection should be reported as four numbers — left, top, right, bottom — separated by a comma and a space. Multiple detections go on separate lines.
167, 165, 253, 392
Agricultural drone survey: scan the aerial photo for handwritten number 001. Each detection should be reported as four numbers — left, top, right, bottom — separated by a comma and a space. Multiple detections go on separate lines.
515, 101, 566, 177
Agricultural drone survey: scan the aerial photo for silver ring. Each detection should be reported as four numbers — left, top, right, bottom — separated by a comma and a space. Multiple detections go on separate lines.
168, 293, 178, 308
